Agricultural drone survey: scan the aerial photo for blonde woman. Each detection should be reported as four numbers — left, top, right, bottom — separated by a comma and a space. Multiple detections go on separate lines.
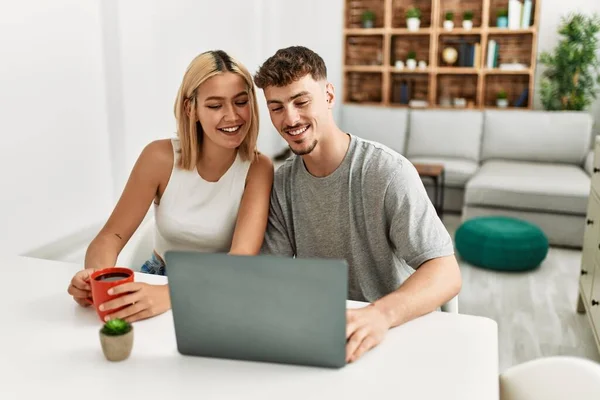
67, 50, 274, 322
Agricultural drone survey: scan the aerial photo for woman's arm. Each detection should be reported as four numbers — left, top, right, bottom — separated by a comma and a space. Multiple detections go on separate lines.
229, 153, 274, 255
68, 140, 173, 312
84, 140, 173, 269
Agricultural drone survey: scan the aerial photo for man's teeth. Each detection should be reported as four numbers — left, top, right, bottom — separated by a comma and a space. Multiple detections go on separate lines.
220, 126, 240, 133
288, 126, 308, 136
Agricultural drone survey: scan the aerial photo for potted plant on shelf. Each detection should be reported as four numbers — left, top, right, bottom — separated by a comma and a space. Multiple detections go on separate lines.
496, 90, 509, 108
406, 7, 421, 31
444, 11, 454, 31
496, 8, 509, 28
406, 51, 417, 70
99, 318, 134, 362
361, 10, 375, 29
463, 10, 474, 30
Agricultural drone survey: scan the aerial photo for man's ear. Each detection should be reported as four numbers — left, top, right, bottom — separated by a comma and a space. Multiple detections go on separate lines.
326, 83, 335, 108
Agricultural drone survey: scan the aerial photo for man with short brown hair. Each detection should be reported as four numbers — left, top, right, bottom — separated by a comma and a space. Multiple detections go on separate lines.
255, 46, 462, 363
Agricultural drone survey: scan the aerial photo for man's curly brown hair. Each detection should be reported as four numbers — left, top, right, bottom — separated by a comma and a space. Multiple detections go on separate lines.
254, 46, 327, 89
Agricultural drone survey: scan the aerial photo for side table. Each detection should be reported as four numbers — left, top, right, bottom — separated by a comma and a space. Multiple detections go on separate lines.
413, 162, 446, 218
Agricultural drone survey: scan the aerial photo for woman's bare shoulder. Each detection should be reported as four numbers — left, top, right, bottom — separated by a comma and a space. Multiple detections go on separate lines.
246, 152, 274, 182
139, 139, 174, 166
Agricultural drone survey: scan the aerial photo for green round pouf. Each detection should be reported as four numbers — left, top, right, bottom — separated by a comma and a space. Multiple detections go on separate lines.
455, 216, 549, 271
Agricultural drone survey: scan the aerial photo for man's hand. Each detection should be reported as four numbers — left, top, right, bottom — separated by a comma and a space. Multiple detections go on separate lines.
99, 282, 171, 323
346, 304, 391, 363
67, 268, 100, 307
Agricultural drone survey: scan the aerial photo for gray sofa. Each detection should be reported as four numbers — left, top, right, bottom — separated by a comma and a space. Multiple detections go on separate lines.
341, 105, 594, 248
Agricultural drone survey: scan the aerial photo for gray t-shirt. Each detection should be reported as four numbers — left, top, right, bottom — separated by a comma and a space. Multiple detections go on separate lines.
261, 134, 454, 302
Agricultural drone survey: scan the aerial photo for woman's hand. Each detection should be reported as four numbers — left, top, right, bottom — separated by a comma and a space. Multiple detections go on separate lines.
67, 268, 100, 307
98, 283, 171, 323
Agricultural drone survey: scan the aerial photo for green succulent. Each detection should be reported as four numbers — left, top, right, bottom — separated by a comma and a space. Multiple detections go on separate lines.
497, 90, 508, 100
406, 7, 421, 19
539, 13, 600, 111
445, 12, 454, 21
362, 10, 375, 22
407, 50, 417, 60
463, 10, 474, 21
497, 8, 508, 18
101, 318, 132, 336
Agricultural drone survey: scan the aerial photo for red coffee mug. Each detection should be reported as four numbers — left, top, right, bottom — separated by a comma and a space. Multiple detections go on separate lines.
87, 267, 135, 322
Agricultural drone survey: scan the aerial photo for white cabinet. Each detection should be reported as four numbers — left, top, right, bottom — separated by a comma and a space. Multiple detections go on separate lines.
578, 136, 600, 352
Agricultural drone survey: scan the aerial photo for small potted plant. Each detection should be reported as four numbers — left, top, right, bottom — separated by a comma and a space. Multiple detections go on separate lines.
444, 11, 454, 31
406, 7, 421, 31
496, 90, 509, 108
99, 318, 134, 362
496, 8, 508, 28
406, 50, 417, 70
463, 10, 474, 30
361, 10, 375, 28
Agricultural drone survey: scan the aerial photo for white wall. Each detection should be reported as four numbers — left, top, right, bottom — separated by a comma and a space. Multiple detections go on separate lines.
108, 0, 344, 195
0, 1, 113, 256
535, 0, 600, 134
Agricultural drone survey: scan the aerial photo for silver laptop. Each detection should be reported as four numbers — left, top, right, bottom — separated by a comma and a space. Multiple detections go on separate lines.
164, 251, 348, 368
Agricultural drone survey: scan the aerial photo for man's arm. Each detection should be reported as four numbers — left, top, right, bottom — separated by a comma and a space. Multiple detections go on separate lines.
372, 254, 461, 326
346, 162, 461, 363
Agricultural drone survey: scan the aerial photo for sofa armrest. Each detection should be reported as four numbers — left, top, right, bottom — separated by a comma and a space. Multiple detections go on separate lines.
584, 150, 594, 176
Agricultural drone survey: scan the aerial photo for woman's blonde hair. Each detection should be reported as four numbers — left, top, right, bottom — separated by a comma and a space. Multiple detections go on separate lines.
174, 50, 259, 170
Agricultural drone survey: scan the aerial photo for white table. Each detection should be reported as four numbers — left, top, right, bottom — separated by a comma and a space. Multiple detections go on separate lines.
1, 256, 499, 399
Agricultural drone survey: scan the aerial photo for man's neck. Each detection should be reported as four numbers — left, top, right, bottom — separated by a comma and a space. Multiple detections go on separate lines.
302, 127, 350, 178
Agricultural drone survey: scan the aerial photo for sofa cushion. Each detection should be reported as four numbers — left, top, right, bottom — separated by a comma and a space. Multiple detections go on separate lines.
465, 160, 590, 215
341, 105, 408, 154
409, 156, 479, 188
481, 110, 592, 165
406, 110, 483, 162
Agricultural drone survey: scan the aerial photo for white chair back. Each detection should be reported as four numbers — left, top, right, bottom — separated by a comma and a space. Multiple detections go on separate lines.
500, 356, 600, 400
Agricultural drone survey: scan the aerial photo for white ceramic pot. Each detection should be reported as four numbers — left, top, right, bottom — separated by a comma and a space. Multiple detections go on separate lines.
463, 20, 473, 30
406, 59, 417, 70
407, 18, 420, 31
394, 60, 405, 69
496, 98, 509, 108
443, 20, 454, 31
418, 60, 427, 70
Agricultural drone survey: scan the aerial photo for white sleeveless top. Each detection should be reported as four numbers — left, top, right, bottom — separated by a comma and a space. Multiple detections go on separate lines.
153, 138, 252, 259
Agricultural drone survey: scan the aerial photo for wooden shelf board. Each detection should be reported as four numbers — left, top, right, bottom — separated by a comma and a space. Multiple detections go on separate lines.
483, 68, 532, 75
343, 101, 385, 107
484, 106, 531, 110
344, 28, 386, 35
390, 68, 431, 74
389, 28, 432, 35
344, 65, 385, 72
436, 68, 480, 75
438, 28, 483, 35
487, 27, 535, 35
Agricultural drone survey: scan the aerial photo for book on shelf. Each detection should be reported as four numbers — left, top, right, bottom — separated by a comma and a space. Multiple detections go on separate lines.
508, 0, 523, 30
521, 0, 532, 28
499, 63, 528, 71
514, 88, 529, 107
487, 40, 499, 68
474, 43, 481, 68
444, 39, 480, 67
